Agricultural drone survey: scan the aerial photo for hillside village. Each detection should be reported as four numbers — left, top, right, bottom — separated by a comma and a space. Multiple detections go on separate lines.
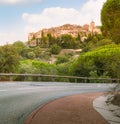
0, 0, 120, 111
28, 21, 101, 46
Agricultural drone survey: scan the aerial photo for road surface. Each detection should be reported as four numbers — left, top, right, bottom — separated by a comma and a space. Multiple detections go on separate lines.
0, 82, 114, 124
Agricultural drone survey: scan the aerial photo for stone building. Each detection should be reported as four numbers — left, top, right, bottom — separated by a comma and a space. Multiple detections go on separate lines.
28, 21, 101, 46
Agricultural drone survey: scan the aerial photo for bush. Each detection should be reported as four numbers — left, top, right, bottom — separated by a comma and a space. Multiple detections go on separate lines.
27, 52, 36, 59
56, 55, 69, 64
0, 44, 19, 73
50, 44, 61, 54
70, 44, 120, 79
39, 50, 51, 61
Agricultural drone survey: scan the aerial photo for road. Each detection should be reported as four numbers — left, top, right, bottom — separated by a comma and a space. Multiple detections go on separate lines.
0, 82, 114, 124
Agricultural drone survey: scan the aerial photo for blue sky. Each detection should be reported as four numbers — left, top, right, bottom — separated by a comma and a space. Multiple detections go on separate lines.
0, 0, 106, 45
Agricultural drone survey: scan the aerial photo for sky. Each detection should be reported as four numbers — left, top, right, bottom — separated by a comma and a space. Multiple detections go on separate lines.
0, 0, 106, 45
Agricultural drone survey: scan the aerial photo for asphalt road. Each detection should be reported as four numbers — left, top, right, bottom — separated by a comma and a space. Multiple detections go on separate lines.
0, 82, 114, 124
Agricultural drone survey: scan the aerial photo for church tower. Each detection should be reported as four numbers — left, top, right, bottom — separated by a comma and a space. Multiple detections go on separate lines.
89, 21, 95, 33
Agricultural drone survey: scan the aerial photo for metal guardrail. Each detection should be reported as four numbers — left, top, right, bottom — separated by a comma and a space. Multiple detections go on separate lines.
0, 73, 120, 83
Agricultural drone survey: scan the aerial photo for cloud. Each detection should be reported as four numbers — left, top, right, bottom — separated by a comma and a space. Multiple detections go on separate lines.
22, 0, 106, 33
22, 7, 80, 32
0, 0, 107, 45
0, 0, 42, 5
80, 0, 106, 25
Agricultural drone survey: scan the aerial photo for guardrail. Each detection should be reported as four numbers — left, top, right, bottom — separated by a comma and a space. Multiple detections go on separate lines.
0, 73, 120, 83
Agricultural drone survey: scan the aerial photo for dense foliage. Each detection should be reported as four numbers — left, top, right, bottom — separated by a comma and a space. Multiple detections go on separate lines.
12, 41, 25, 54
0, 45, 19, 73
17, 59, 70, 81
30, 33, 82, 49
50, 44, 61, 54
55, 55, 69, 64
70, 44, 120, 79
0, 0, 120, 89
1, 0, 120, 82
101, 0, 120, 43
0, 37, 120, 82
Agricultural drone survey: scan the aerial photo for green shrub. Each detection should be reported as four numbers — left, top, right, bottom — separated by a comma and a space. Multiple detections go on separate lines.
70, 44, 120, 79
50, 44, 61, 54
27, 52, 36, 59
56, 55, 69, 64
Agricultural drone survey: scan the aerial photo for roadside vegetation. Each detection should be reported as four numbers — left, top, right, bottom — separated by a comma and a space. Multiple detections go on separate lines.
0, 0, 119, 106
101, 0, 120, 106
0, 0, 119, 83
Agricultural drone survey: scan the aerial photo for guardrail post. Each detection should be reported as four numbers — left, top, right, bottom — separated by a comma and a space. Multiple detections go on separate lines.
24, 73, 27, 81
10, 76, 13, 81
9, 73, 13, 81
85, 78, 87, 83
75, 78, 77, 83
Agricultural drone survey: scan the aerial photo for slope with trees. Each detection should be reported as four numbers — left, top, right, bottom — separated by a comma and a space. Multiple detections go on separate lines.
70, 44, 120, 79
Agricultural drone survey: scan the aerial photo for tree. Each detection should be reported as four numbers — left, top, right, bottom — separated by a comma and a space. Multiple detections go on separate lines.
12, 41, 25, 55
70, 44, 120, 78
33, 46, 42, 58
76, 33, 81, 42
95, 39, 112, 47
0, 45, 19, 73
27, 51, 36, 59
56, 55, 69, 64
21, 47, 31, 58
101, 0, 120, 43
40, 34, 48, 48
60, 34, 78, 49
47, 33, 56, 46
50, 44, 61, 54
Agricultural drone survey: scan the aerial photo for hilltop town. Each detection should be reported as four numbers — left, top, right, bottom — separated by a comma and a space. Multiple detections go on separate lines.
28, 21, 101, 46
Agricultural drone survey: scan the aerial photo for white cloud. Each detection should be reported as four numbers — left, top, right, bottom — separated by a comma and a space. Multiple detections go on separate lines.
22, 7, 80, 32
22, 0, 106, 33
0, 0, 107, 45
80, 0, 106, 25
0, 0, 42, 4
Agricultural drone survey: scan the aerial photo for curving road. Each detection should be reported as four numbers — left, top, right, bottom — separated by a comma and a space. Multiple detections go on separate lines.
0, 82, 114, 124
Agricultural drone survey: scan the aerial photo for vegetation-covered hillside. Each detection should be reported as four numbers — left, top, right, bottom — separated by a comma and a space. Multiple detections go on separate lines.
70, 44, 120, 79
0, 0, 120, 84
